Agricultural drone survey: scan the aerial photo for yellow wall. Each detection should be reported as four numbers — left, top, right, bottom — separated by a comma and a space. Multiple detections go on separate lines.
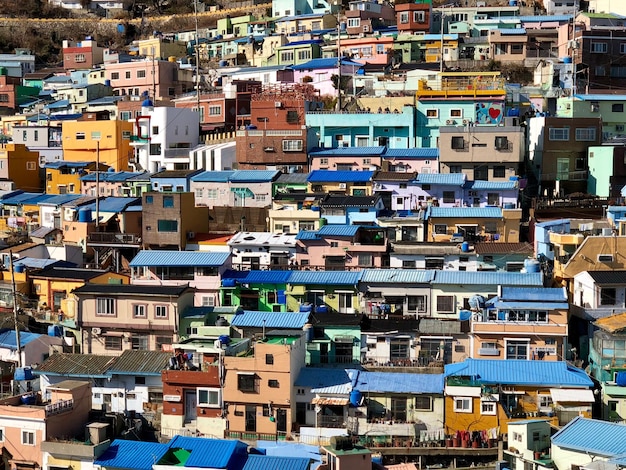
46, 168, 86, 194
62, 120, 133, 171
0, 144, 41, 192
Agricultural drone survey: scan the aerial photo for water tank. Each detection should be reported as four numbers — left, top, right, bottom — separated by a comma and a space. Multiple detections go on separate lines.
78, 208, 92, 223
316, 305, 328, 314
524, 258, 541, 273
117, 23, 126, 34
219, 335, 231, 345
299, 304, 312, 313
219, 60, 228, 67
216, 316, 229, 327
617, 372, 626, 387
562, 57, 572, 64
20, 394, 36, 405
14, 367, 33, 381
303, 323, 314, 342
503, 203, 515, 209
509, 0, 518, 5
168, 56, 177, 62
372, 455, 383, 465
48, 325, 63, 337
458, 310, 472, 321
141, 98, 154, 108
469, 295, 485, 310
14, 263, 24, 273
222, 278, 236, 288
461, 241, 470, 252
349, 389, 362, 407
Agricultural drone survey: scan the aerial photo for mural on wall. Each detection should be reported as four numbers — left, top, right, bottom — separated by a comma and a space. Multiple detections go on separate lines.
475, 102, 504, 124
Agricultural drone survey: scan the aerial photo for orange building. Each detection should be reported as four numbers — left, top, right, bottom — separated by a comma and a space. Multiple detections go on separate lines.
0, 143, 41, 191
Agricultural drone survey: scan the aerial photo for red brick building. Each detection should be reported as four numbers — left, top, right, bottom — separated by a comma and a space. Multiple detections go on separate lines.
396, 2, 431, 34
62, 39, 105, 70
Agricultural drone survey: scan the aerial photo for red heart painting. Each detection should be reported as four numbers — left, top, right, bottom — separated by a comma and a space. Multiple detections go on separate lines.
488, 107, 501, 120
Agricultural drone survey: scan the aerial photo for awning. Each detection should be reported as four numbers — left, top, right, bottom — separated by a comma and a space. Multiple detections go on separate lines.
98, 212, 116, 225
550, 388, 595, 403
231, 187, 255, 198
312, 397, 349, 406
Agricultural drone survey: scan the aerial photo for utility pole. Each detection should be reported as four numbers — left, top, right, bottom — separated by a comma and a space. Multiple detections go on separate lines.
194, 0, 201, 114
336, 5, 342, 111
9, 251, 21, 369
439, 11, 445, 73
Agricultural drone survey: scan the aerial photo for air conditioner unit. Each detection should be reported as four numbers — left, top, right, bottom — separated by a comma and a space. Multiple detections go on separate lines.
462, 119, 470, 125
187, 231, 195, 240
339, 183, 347, 189
446, 119, 455, 125
92, 327, 101, 336
275, 101, 283, 108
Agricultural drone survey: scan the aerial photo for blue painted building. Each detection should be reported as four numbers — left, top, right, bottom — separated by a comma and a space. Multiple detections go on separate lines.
150, 169, 204, 193
534, 219, 571, 261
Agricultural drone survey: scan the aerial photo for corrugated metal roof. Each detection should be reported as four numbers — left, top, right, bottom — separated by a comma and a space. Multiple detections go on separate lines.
309, 146, 385, 157
517, 14, 572, 22
129, 250, 230, 267
550, 388, 595, 403
81, 197, 141, 214
295, 230, 320, 240
45, 161, 92, 169
428, 206, 502, 218
108, 350, 172, 375
361, 269, 435, 284
230, 311, 309, 329
168, 436, 248, 468
242, 455, 311, 470
241, 270, 292, 284
95, 440, 169, 469
221, 269, 251, 281
38, 194, 84, 206
81, 171, 143, 182
307, 170, 374, 183
444, 359, 593, 387
552, 416, 626, 456
275, 173, 309, 184
288, 271, 362, 285
72, 284, 189, 296
465, 180, 517, 190
594, 312, 626, 334
0, 329, 43, 350
501, 287, 567, 302
575, 94, 626, 101
29, 267, 106, 280
14, 258, 68, 270
415, 173, 465, 185
433, 271, 543, 286
383, 148, 439, 159
588, 271, 626, 284
493, 301, 569, 310
316, 224, 360, 237
256, 440, 322, 468
230, 170, 280, 182
33, 353, 116, 377
355, 371, 444, 394
473, 242, 533, 254
500, 28, 527, 35
291, 57, 362, 70
0, 192, 46, 205
294, 367, 353, 394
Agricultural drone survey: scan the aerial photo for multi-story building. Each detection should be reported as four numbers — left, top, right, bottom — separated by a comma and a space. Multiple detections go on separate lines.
0, 143, 41, 192
426, 206, 521, 243
395, 1, 431, 35
62, 39, 105, 70
12, 124, 63, 167
191, 170, 280, 208
228, 232, 296, 270
104, 60, 193, 100
346, 0, 396, 35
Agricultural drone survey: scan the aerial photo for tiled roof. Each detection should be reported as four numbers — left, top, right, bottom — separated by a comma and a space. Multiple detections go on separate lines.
307, 170, 374, 183
129, 250, 230, 267
552, 417, 626, 456
108, 350, 172, 375
275, 173, 309, 184
587, 271, 626, 284
473, 242, 533, 254
500, 286, 567, 302
230, 311, 309, 329
242, 455, 311, 470
360, 269, 435, 284
427, 206, 503, 218
288, 271, 362, 285
32, 353, 115, 377
95, 440, 169, 470
433, 271, 543, 286
72, 284, 189, 296
445, 359, 593, 387
464, 180, 518, 190
167, 436, 248, 468
415, 173, 465, 185
294, 367, 354, 394
383, 148, 439, 159
308, 146, 386, 157
316, 224, 360, 237
355, 371, 444, 394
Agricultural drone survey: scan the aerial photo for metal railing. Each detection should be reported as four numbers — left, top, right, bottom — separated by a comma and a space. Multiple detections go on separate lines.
540, 170, 588, 181
317, 415, 346, 428
362, 356, 443, 368
88, 232, 141, 244
319, 355, 359, 365
45, 398, 73, 416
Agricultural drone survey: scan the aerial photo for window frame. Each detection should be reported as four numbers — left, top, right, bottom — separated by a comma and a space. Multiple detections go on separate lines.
96, 297, 116, 316
133, 304, 147, 318
436, 295, 455, 313
155, 304, 169, 319
453, 397, 472, 413
21, 430, 35, 446
549, 127, 570, 141
480, 401, 497, 415
197, 387, 221, 408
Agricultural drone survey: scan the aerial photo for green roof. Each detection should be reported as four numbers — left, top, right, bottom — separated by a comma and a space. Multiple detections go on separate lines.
266, 336, 299, 345
322, 445, 371, 456
583, 12, 624, 18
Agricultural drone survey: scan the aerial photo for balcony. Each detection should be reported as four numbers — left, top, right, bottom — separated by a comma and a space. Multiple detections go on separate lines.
129, 136, 149, 146
319, 355, 359, 365
41, 438, 111, 459
88, 232, 141, 246
318, 415, 346, 428
416, 76, 506, 98
362, 356, 442, 368
541, 171, 588, 182
164, 148, 191, 158
549, 232, 584, 245
45, 398, 74, 416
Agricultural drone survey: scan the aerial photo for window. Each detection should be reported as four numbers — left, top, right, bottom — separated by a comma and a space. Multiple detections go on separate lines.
454, 397, 472, 413
156, 336, 171, 350
207, 189, 218, 199
591, 42, 608, 53
495, 136, 508, 150
282, 140, 303, 151
97, 297, 115, 316
399, 12, 409, 23
145, 195, 153, 204
297, 49, 311, 61
613, 103, 624, 113
426, 109, 438, 118
319, 158, 329, 165
131, 335, 148, 350
451, 136, 465, 149
549, 127, 569, 141
198, 388, 220, 407
487, 193, 499, 206
402, 260, 416, 268
137, 70, 146, 78
157, 220, 178, 232
266, 354, 274, 365
21, 430, 35, 446
347, 18, 360, 28
76, 132, 85, 140
163, 195, 174, 208
481, 401, 497, 415
493, 165, 505, 178
391, 397, 407, 421
434, 224, 448, 235
450, 109, 462, 118
155, 305, 168, 318
133, 304, 146, 318
425, 257, 444, 269
506, 340, 529, 360
390, 340, 409, 359
125, 71, 131, 79
0, 428, 4, 442
442, 191, 455, 204
414, 11, 425, 22
437, 295, 455, 313
209, 106, 221, 115
576, 128, 596, 141
358, 254, 373, 267
27, 162, 36, 171
152, 126, 159, 135
601, 288, 617, 306
150, 143, 161, 155
268, 379, 279, 388
280, 51, 294, 62
414, 396, 431, 410
111, 72, 119, 80
105, 336, 122, 350
238, 374, 258, 393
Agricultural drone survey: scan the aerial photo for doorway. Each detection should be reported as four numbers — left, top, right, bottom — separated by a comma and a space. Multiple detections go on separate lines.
184, 391, 197, 423
245, 405, 257, 432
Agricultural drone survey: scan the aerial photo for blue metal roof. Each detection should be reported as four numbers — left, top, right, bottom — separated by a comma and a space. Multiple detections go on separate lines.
294, 367, 354, 394
95, 439, 169, 470
229, 170, 280, 182
15, 258, 70, 270
291, 57, 362, 70
81, 197, 141, 213
276, 13, 325, 22
307, 170, 374, 183
129, 250, 230, 267
242, 455, 311, 470
288, 271, 362, 285
433, 271, 543, 286
167, 436, 248, 468
444, 359, 593, 387
464, 180, 517, 190
283, 39, 324, 47
86, 96, 124, 105
230, 311, 309, 329
0, 192, 46, 205
551, 417, 626, 456
361, 269, 436, 284
414, 173, 465, 185
190, 171, 235, 182
383, 148, 439, 159
0, 329, 44, 350
240, 270, 292, 284
316, 224, 360, 237
81, 171, 144, 182
38, 194, 84, 206
221, 269, 251, 281
295, 230, 320, 240
355, 371, 444, 394
309, 147, 385, 157
427, 206, 503, 218
517, 14, 573, 22
500, 28, 526, 35
44, 99, 70, 110
574, 94, 626, 101
256, 441, 323, 470
500, 286, 567, 302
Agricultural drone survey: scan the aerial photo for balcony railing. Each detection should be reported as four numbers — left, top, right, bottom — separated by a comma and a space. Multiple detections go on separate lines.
319, 355, 359, 365
45, 398, 73, 416
318, 415, 346, 428
164, 148, 191, 158
88, 232, 141, 245
362, 356, 443, 368
541, 171, 588, 182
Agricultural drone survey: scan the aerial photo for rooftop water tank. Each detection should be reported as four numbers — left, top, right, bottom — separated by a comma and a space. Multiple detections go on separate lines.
349, 389, 362, 407
458, 310, 472, 321
524, 258, 541, 273
219, 335, 231, 345
14, 367, 34, 381
216, 316, 229, 327
78, 208, 92, 223
48, 325, 63, 337
461, 241, 470, 253
14, 263, 24, 273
